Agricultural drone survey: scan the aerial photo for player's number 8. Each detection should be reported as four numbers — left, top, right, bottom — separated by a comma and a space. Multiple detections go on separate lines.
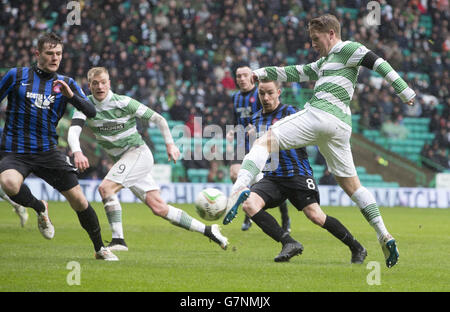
306, 178, 316, 190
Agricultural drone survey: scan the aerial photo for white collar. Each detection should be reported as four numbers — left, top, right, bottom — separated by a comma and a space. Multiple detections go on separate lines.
327, 40, 344, 55
91, 90, 113, 105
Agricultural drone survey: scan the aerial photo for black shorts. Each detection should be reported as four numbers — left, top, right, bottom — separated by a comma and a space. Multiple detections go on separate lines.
251, 175, 320, 211
0, 149, 79, 192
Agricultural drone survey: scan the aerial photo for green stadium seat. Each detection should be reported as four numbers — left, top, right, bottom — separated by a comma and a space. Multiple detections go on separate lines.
187, 168, 209, 183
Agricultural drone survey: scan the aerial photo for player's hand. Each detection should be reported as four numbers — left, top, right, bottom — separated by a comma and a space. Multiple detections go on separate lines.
406, 98, 415, 106
73, 151, 90, 172
166, 143, 180, 164
53, 79, 74, 98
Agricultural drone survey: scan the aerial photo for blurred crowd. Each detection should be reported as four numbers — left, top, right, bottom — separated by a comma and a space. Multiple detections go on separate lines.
0, 0, 448, 179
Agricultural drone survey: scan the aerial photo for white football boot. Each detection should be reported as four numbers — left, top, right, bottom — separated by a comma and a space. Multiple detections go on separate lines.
37, 200, 54, 240
95, 247, 119, 261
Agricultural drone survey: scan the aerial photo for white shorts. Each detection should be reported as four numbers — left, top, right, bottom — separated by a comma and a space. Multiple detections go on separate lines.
105, 144, 160, 202
270, 106, 357, 177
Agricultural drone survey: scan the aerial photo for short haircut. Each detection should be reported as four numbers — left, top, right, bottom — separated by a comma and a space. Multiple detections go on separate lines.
308, 14, 341, 38
259, 80, 281, 89
87, 67, 109, 83
37, 33, 63, 52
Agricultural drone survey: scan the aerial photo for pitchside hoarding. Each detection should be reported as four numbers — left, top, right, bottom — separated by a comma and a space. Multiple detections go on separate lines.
9, 178, 450, 209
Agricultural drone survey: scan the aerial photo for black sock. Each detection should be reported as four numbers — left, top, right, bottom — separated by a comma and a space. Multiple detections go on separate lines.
9, 184, 45, 214
76, 204, 103, 252
279, 201, 289, 225
322, 215, 362, 251
251, 209, 294, 245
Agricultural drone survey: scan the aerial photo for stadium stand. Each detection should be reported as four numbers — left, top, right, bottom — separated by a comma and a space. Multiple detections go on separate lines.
0, 0, 448, 184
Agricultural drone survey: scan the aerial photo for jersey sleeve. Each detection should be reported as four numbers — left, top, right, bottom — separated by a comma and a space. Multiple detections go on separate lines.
254, 60, 320, 83
0, 68, 16, 103
126, 97, 155, 120
70, 109, 87, 127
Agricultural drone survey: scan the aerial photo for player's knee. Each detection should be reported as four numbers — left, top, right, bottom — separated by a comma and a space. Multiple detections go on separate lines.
242, 197, 259, 216
98, 182, 114, 199
0, 175, 22, 195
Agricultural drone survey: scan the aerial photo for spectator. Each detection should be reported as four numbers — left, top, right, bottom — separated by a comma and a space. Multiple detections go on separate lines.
319, 168, 337, 186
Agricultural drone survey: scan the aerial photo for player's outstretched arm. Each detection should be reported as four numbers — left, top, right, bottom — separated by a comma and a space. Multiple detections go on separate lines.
149, 112, 180, 163
361, 51, 416, 105
253, 61, 320, 83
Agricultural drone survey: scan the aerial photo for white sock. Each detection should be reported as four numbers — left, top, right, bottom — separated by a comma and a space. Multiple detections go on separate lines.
351, 187, 389, 240
165, 205, 206, 233
103, 194, 124, 239
232, 145, 269, 193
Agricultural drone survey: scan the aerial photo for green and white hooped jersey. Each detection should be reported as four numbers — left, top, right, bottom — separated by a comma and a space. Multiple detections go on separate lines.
72, 90, 154, 161
256, 40, 415, 127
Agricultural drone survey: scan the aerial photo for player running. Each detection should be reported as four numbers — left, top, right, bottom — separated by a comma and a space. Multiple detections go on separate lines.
0, 33, 117, 260
67, 67, 228, 251
225, 14, 415, 268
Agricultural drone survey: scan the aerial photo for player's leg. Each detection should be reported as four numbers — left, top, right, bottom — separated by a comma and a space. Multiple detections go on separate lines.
279, 201, 290, 233
98, 179, 127, 251
317, 128, 398, 268
224, 132, 272, 224
244, 179, 303, 262
133, 187, 228, 250
0, 166, 50, 238
230, 162, 252, 231
336, 175, 398, 268
226, 110, 315, 224
61, 184, 117, 261
0, 169, 46, 214
0, 185, 28, 227
301, 201, 367, 264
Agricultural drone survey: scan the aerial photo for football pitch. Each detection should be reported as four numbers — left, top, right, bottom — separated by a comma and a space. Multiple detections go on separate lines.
1, 201, 449, 292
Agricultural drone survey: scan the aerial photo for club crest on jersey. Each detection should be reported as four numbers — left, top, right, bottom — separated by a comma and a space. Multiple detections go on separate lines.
250, 96, 255, 103
26, 92, 55, 109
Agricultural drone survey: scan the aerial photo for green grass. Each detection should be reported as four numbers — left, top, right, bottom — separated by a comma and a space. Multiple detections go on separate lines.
1, 202, 449, 292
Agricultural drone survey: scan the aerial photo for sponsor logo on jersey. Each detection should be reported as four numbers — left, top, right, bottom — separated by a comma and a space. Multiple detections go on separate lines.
98, 122, 124, 131
26, 92, 55, 109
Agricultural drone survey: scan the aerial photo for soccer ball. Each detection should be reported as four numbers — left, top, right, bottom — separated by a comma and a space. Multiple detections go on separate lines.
195, 188, 227, 221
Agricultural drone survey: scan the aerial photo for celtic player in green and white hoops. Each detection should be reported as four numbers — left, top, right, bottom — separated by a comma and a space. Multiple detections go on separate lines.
68, 67, 228, 252
226, 14, 415, 268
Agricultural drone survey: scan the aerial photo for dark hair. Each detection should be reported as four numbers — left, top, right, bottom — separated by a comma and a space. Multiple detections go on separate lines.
37, 32, 63, 52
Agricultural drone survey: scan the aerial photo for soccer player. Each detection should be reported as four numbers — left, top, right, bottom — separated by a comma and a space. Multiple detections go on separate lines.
67, 67, 228, 251
242, 80, 367, 263
227, 66, 290, 232
225, 14, 415, 268
0, 33, 117, 260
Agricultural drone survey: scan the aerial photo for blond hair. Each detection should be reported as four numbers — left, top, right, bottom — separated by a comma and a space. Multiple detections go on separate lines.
308, 14, 341, 38
87, 67, 109, 83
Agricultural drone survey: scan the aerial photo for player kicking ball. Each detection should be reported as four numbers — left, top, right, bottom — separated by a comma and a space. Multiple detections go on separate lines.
234, 80, 367, 263
68, 67, 228, 252
225, 14, 413, 268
